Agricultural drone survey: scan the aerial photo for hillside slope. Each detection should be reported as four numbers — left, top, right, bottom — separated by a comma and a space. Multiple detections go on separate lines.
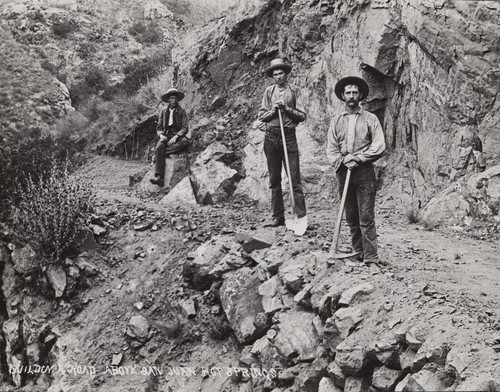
1, 156, 499, 392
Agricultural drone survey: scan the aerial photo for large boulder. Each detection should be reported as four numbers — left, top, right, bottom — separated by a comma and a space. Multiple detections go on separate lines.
258, 276, 284, 314
419, 165, 500, 226
234, 128, 269, 203
184, 236, 235, 290
272, 311, 322, 362
335, 338, 369, 376
371, 366, 403, 391
405, 363, 456, 391
220, 267, 269, 344
190, 142, 239, 204
160, 176, 198, 205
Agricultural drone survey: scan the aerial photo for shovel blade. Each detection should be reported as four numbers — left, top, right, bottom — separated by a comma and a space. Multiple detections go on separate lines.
285, 215, 308, 236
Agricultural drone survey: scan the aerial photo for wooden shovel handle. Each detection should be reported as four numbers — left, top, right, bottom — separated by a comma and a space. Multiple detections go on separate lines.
278, 108, 297, 217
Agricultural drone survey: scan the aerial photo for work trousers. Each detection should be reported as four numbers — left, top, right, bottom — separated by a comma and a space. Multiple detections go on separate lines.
154, 136, 189, 179
336, 163, 378, 261
264, 129, 306, 219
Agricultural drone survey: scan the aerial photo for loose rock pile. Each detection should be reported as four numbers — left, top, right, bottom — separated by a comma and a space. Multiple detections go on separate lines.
182, 228, 500, 392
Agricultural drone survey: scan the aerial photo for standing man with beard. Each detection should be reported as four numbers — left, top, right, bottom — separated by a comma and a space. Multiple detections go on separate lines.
150, 88, 190, 187
258, 58, 307, 227
326, 76, 386, 265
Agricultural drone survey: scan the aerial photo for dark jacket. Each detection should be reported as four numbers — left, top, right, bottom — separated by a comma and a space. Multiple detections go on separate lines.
156, 105, 189, 139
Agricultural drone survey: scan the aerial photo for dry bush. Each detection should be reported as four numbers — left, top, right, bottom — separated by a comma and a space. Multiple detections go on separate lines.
135, 69, 175, 109
13, 160, 95, 264
128, 21, 163, 45
51, 111, 90, 139
52, 20, 79, 38
121, 50, 171, 95
406, 206, 420, 224
0, 131, 83, 217
70, 66, 109, 107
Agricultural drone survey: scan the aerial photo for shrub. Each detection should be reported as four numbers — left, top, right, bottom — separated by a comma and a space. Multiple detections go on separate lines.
70, 66, 109, 107
121, 51, 170, 95
13, 160, 94, 264
406, 206, 420, 224
128, 21, 163, 45
52, 20, 78, 38
0, 130, 82, 217
51, 111, 90, 139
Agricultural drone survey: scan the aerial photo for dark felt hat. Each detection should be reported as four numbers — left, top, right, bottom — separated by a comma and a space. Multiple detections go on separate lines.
161, 88, 185, 102
334, 76, 369, 101
265, 58, 292, 77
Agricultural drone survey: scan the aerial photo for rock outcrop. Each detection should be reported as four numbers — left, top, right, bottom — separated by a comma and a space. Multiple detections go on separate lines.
419, 164, 500, 226
171, 0, 500, 223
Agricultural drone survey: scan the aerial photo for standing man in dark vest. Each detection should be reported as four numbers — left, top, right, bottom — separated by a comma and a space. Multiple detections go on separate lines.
150, 88, 190, 186
326, 76, 386, 265
258, 58, 307, 227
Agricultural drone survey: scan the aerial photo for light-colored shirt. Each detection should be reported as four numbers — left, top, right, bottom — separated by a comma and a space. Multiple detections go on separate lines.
326, 107, 386, 172
168, 108, 175, 126
258, 83, 306, 130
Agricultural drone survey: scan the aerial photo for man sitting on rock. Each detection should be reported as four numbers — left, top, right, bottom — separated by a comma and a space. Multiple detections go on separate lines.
150, 88, 190, 186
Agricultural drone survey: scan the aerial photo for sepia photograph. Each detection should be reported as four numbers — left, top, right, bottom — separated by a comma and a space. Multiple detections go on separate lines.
0, 0, 499, 391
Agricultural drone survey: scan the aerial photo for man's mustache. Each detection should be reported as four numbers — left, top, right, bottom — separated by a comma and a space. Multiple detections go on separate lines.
347, 99, 357, 104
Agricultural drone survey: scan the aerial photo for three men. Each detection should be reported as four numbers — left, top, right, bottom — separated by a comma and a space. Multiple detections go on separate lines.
326, 76, 386, 265
258, 58, 307, 227
150, 88, 190, 187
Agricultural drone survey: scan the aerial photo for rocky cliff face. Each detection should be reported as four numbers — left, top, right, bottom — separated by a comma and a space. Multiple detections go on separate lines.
169, 0, 499, 217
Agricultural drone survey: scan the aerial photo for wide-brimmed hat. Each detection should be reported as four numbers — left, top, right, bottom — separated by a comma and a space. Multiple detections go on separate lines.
161, 88, 185, 102
334, 76, 369, 101
265, 58, 292, 77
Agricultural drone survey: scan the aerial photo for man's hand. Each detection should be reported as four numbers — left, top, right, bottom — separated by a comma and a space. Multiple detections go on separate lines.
343, 154, 357, 163
257, 122, 269, 133
167, 135, 178, 146
274, 101, 285, 111
159, 134, 168, 142
343, 154, 360, 170
344, 160, 358, 170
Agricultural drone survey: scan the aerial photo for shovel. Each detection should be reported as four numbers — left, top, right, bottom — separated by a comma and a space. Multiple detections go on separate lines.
278, 108, 308, 236
328, 169, 360, 260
